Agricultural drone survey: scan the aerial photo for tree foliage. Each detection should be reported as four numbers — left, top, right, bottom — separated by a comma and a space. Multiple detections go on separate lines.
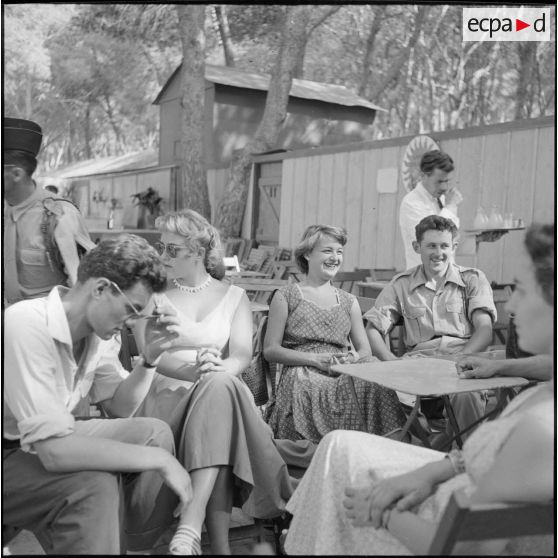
4, 4, 555, 176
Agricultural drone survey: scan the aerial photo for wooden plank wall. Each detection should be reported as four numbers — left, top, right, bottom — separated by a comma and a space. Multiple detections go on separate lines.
83, 167, 172, 229
277, 118, 554, 285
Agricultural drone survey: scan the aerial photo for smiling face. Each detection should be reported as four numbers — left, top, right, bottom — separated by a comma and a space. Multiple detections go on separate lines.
305, 234, 344, 280
413, 229, 456, 278
88, 280, 152, 340
157, 231, 198, 280
506, 249, 554, 355
423, 168, 453, 198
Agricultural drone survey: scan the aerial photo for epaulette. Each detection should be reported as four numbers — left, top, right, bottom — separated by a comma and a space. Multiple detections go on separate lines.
392, 268, 415, 281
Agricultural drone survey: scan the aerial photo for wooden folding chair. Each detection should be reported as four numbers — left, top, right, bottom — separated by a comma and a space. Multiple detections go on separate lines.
369, 267, 398, 281
428, 489, 555, 555
223, 255, 241, 272
232, 278, 288, 304
491, 285, 513, 346
332, 270, 371, 294
355, 295, 376, 314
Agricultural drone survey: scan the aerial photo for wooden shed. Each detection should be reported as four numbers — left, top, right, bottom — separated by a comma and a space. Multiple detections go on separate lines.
41, 65, 385, 229
154, 63, 385, 170
247, 116, 554, 286
154, 64, 385, 220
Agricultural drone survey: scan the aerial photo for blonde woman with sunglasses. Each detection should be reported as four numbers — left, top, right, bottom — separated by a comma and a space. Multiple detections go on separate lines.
133, 209, 297, 555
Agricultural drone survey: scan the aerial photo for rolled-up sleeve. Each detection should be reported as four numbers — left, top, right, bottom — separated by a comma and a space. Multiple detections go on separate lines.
465, 270, 497, 323
89, 337, 129, 404
363, 285, 401, 336
4, 305, 75, 452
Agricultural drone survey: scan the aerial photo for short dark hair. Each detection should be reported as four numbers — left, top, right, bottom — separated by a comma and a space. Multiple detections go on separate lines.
294, 224, 347, 274
415, 215, 458, 243
4, 150, 38, 176
524, 223, 554, 305
77, 235, 167, 293
420, 150, 454, 174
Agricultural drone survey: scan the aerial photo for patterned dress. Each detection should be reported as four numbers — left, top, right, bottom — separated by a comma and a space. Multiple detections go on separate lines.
266, 284, 406, 443
284, 384, 554, 555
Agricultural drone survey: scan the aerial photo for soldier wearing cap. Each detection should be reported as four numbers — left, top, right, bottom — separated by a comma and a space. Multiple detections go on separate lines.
3, 117, 95, 305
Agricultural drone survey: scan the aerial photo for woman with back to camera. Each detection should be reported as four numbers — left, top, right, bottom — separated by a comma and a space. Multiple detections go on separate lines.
133, 209, 297, 555
264, 224, 406, 444
283, 223, 554, 555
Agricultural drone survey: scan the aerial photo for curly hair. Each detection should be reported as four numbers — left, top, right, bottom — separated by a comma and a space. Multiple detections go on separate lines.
415, 215, 458, 243
419, 150, 454, 175
294, 224, 348, 275
77, 234, 167, 293
524, 223, 554, 305
155, 209, 225, 280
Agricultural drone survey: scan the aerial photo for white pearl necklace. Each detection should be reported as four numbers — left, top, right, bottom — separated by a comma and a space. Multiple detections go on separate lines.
173, 275, 212, 293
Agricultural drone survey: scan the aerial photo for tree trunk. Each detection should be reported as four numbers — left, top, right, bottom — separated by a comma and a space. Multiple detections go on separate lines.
292, 6, 341, 80
213, 5, 235, 67
514, 43, 537, 120
369, 6, 428, 100
25, 65, 33, 119
84, 102, 92, 160
358, 5, 386, 97
176, 4, 211, 219
215, 6, 311, 238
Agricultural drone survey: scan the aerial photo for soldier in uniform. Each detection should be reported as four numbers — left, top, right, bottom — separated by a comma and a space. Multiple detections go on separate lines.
3, 117, 95, 306
364, 215, 496, 445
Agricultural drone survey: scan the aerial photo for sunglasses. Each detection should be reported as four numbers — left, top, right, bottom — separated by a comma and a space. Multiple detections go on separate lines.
154, 241, 188, 259
104, 278, 158, 320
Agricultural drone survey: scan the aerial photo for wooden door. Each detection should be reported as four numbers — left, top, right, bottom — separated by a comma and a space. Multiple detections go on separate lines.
254, 162, 282, 245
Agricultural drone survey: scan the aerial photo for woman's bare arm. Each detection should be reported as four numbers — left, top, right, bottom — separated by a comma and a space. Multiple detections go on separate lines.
348, 299, 372, 360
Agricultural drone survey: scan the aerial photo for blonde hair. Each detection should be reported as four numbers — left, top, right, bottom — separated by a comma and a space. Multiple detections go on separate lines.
294, 224, 348, 274
155, 209, 225, 279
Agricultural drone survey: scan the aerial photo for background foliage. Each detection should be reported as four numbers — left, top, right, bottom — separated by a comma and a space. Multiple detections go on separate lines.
4, 4, 555, 174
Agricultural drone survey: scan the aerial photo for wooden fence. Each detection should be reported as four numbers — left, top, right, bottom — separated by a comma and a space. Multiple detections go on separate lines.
251, 116, 554, 285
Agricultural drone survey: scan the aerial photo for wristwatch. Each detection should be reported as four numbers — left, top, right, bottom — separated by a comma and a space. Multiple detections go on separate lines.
139, 354, 157, 369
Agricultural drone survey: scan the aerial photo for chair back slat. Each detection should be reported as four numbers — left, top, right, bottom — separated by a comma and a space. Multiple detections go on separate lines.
428, 490, 555, 555
355, 295, 376, 315
332, 270, 371, 294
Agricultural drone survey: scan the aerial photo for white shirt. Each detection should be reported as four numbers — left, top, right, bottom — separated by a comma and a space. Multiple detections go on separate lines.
3, 286, 127, 451
399, 182, 460, 269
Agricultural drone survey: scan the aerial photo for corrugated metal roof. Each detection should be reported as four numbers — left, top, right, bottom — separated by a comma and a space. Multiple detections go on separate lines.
41, 149, 158, 180
154, 64, 387, 112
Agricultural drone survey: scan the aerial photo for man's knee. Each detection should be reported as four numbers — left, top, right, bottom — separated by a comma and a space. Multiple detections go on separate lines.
122, 417, 174, 452
74, 470, 121, 507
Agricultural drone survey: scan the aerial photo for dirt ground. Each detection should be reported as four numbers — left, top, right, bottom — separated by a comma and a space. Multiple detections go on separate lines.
5, 508, 277, 555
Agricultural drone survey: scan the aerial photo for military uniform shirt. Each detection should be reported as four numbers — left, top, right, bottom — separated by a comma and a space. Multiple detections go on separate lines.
364, 262, 496, 352
4, 186, 93, 304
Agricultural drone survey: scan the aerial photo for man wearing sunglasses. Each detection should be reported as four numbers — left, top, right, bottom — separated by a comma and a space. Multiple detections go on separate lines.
3, 235, 192, 554
3, 117, 95, 307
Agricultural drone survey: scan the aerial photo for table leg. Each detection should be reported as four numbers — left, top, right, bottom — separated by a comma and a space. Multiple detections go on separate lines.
442, 395, 463, 449
396, 399, 423, 444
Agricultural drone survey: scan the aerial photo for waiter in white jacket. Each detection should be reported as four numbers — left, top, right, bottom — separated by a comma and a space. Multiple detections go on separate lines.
399, 150, 462, 269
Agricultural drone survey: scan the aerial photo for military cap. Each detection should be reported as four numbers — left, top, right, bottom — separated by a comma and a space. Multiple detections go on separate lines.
3, 117, 43, 157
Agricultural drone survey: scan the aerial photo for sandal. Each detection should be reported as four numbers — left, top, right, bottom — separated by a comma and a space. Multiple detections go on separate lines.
168, 525, 202, 556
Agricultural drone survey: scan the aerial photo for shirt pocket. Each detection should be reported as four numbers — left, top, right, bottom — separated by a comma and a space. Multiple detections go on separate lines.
19, 248, 48, 266
402, 304, 427, 340
445, 301, 467, 335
